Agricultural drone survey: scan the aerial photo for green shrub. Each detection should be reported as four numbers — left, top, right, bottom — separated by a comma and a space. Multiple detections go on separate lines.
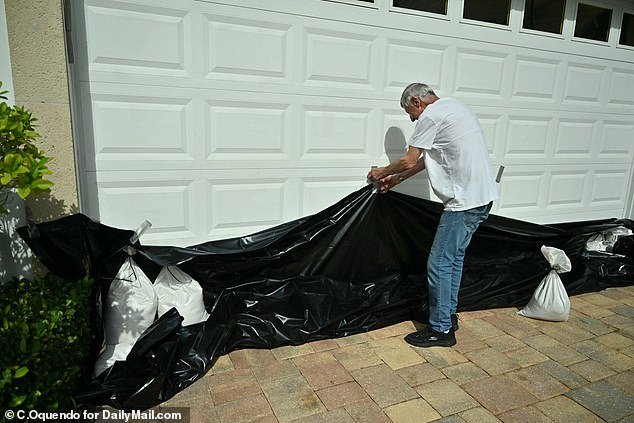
0, 275, 94, 411
0, 81, 54, 214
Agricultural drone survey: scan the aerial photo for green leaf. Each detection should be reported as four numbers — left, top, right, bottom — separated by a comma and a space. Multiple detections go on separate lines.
17, 186, 31, 199
31, 179, 54, 191
13, 366, 28, 379
2, 369, 12, 383
3, 153, 21, 167
10, 394, 27, 407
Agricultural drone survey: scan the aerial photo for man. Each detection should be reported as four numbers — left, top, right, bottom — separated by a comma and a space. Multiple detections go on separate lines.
367, 83, 498, 347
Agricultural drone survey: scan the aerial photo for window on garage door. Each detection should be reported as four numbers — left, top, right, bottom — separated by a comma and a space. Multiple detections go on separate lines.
393, 0, 447, 15
462, 0, 511, 26
325, 0, 375, 6
619, 11, 634, 47
522, 0, 566, 35
574, 2, 613, 42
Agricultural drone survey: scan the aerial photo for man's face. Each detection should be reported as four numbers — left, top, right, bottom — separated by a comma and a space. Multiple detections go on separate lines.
403, 97, 426, 122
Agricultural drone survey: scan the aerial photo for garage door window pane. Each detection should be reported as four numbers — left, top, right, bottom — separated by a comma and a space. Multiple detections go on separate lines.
522, 0, 565, 34
574, 3, 612, 42
620, 12, 634, 47
393, 0, 447, 15
463, 0, 511, 25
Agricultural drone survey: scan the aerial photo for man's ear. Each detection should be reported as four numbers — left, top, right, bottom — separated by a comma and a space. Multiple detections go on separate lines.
411, 96, 421, 107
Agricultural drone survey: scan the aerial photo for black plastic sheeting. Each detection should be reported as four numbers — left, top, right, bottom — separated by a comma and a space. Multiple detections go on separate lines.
17, 185, 634, 410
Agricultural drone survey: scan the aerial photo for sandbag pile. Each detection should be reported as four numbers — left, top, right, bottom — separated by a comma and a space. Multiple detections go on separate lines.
93, 257, 209, 377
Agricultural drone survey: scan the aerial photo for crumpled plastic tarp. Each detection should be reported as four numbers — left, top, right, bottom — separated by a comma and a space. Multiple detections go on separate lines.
17, 185, 634, 410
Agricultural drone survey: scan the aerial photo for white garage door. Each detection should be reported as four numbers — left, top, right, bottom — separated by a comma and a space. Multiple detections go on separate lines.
68, 0, 634, 246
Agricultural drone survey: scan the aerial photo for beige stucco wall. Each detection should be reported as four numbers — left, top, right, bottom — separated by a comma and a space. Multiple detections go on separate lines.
4, 0, 78, 222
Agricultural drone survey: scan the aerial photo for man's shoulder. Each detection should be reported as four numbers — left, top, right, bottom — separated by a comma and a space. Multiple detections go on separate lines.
436, 97, 464, 106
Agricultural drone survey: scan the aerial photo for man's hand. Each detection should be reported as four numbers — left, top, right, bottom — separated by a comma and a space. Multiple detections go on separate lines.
377, 174, 399, 194
367, 166, 388, 182
368, 167, 400, 193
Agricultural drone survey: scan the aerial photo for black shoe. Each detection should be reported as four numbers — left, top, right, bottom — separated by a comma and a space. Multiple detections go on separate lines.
404, 327, 456, 348
414, 315, 459, 331
451, 314, 459, 331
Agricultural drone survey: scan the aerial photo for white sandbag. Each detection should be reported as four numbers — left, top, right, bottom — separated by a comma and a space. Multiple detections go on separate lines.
93, 343, 133, 377
518, 245, 571, 322
94, 257, 157, 376
585, 226, 633, 252
154, 265, 210, 326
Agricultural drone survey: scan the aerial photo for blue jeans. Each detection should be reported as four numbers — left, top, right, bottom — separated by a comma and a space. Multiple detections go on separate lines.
427, 202, 492, 332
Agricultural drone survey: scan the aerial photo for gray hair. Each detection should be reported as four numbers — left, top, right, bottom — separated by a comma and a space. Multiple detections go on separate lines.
400, 83, 436, 108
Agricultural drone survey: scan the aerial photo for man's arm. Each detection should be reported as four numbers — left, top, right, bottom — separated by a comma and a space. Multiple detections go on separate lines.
367, 146, 424, 181
396, 155, 426, 181
367, 146, 426, 193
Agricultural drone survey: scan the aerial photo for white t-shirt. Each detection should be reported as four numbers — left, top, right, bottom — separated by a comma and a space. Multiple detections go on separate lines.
408, 97, 498, 211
